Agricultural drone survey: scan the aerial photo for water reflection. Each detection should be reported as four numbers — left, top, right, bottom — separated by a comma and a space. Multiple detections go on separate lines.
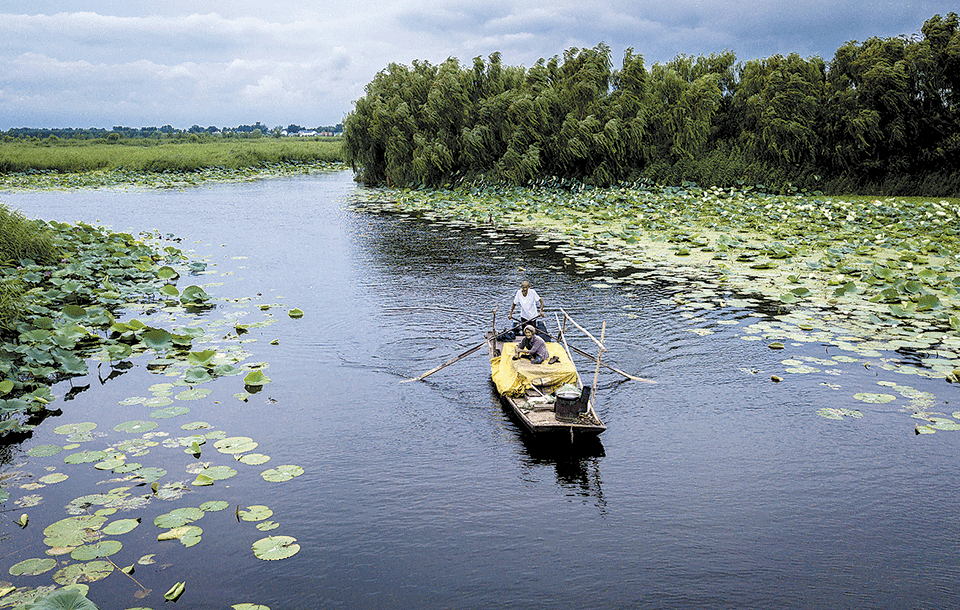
518, 431, 607, 510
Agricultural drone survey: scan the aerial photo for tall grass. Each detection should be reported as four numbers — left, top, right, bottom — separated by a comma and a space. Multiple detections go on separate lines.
0, 203, 61, 330
0, 138, 343, 174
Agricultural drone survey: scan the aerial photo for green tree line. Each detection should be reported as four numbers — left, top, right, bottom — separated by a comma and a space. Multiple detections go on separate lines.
3, 123, 344, 142
343, 13, 960, 196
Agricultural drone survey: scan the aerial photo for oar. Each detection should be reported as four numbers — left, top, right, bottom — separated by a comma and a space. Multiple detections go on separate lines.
544, 330, 655, 383
401, 317, 537, 383
400, 342, 486, 383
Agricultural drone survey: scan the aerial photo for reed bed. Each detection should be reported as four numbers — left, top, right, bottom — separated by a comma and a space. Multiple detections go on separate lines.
0, 138, 343, 174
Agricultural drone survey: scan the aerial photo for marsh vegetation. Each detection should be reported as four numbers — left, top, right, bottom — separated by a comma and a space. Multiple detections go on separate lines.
344, 13, 959, 197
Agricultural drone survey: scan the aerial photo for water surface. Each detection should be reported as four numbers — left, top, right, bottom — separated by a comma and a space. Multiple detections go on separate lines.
1, 171, 958, 609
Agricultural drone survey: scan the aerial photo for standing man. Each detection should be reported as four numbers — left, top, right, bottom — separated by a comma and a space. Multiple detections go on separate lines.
508, 280, 544, 335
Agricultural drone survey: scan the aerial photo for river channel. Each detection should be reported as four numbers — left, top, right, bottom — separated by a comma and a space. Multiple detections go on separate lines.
1, 170, 958, 609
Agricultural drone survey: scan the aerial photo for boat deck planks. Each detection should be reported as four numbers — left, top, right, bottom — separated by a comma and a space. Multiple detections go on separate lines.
486, 330, 606, 437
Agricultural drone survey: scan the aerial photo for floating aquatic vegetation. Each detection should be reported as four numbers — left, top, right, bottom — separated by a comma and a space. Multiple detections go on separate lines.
817, 408, 864, 420
252, 536, 300, 561
261, 465, 304, 483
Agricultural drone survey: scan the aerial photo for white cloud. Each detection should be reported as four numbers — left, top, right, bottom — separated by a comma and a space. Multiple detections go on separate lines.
0, 1, 956, 128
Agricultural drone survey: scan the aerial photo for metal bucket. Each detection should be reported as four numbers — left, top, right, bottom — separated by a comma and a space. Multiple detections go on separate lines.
555, 388, 581, 421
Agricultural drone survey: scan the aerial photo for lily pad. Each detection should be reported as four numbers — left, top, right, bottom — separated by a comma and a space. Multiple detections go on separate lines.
239, 453, 271, 465
252, 535, 300, 561
9, 557, 57, 576
27, 444, 63, 457
200, 500, 229, 512
158, 525, 203, 547
103, 518, 141, 536
853, 392, 896, 404
70, 540, 122, 561
176, 388, 211, 401
238, 505, 273, 522
64, 450, 108, 465
214, 437, 258, 454
261, 465, 304, 482
154, 507, 204, 528
243, 370, 271, 387
54, 423, 96, 436
150, 406, 190, 419
114, 420, 158, 434
39, 472, 69, 484
43, 515, 108, 548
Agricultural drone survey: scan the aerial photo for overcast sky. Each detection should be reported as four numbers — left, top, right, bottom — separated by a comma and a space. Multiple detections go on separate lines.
0, 1, 954, 130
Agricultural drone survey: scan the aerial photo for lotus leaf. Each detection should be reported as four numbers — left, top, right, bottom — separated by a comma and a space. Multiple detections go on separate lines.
153, 481, 189, 500
201, 465, 237, 480
102, 518, 141, 535
27, 444, 63, 457
183, 368, 213, 384
239, 453, 271, 465
288, 308, 304, 319
181, 421, 211, 430
70, 540, 122, 561
176, 388, 210, 400
165, 581, 187, 602
853, 393, 896, 404
158, 525, 202, 547
261, 465, 304, 482
192, 474, 214, 486
53, 561, 113, 585
201, 500, 229, 511
54, 422, 96, 435
94, 457, 126, 471
233, 605, 271, 610
114, 420, 157, 434
243, 370, 271, 386
215, 437, 258, 454
160, 284, 180, 297
150, 406, 190, 419
180, 285, 211, 305
252, 535, 300, 561
143, 328, 173, 350
154, 507, 205, 528
187, 349, 217, 366
39, 473, 69, 484
43, 515, 108, 547
238, 505, 273, 522
256, 520, 279, 531
9, 557, 57, 576
64, 451, 107, 465
144, 395, 174, 407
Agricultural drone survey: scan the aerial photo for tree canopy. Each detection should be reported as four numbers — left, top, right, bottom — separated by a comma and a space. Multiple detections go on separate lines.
344, 13, 960, 196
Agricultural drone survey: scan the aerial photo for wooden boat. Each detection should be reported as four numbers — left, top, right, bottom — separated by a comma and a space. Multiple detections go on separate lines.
485, 317, 606, 438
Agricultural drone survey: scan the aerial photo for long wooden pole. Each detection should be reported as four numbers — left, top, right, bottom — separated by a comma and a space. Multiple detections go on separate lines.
401, 314, 542, 383
592, 321, 605, 392
543, 329, 654, 383
555, 313, 582, 387
559, 307, 605, 350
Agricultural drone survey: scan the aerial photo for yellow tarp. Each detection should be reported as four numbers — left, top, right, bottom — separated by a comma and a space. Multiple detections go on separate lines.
490, 341, 579, 397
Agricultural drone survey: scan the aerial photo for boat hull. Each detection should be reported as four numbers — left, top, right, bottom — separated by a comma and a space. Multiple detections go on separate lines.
486, 330, 606, 438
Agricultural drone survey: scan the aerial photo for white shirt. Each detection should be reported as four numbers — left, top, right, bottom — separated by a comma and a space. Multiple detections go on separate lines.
513, 288, 541, 320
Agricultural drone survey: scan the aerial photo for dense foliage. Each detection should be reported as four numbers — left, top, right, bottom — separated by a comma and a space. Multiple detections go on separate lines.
343, 13, 960, 196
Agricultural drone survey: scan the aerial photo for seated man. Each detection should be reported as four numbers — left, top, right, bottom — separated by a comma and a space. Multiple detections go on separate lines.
513, 325, 551, 365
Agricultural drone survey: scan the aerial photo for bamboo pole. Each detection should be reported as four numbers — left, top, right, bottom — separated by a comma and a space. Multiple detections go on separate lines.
555, 312, 582, 387
592, 321, 606, 392
559, 307, 605, 350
